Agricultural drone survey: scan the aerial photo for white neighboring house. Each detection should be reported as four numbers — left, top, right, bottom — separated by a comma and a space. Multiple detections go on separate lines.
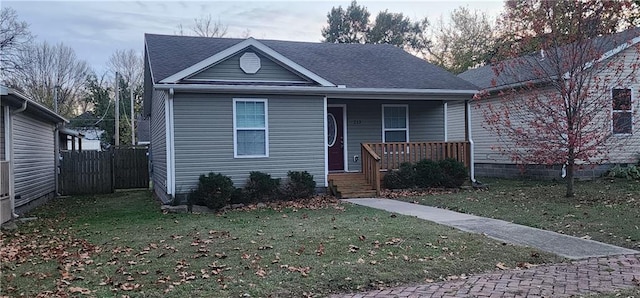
69, 127, 104, 151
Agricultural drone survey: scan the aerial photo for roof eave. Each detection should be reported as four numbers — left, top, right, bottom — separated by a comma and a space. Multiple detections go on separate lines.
1, 86, 68, 123
153, 83, 477, 99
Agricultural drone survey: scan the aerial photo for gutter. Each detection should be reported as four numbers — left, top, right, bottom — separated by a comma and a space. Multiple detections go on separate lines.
154, 83, 478, 99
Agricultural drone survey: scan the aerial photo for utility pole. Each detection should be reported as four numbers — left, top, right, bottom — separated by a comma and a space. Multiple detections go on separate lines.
131, 87, 135, 145
115, 72, 120, 146
53, 85, 60, 114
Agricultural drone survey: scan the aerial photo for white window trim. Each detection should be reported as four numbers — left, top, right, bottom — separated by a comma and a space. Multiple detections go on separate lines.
611, 88, 633, 135
382, 104, 409, 142
233, 98, 269, 158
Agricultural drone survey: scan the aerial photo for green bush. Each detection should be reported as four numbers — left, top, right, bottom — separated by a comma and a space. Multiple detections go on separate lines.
607, 164, 640, 180
415, 159, 443, 188
281, 171, 317, 200
383, 170, 404, 189
230, 188, 251, 204
245, 171, 281, 201
439, 158, 468, 188
384, 162, 416, 189
189, 173, 235, 210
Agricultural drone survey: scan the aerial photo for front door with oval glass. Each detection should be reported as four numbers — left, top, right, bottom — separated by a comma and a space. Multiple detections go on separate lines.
327, 107, 344, 171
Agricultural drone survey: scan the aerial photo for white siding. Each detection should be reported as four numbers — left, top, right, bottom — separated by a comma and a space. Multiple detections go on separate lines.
12, 112, 55, 207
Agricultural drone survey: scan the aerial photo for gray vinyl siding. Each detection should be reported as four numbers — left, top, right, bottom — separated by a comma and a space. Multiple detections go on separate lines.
188, 50, 309, 83
0, 106, 4, 159
173, 93, 325, 192
150, 89, 169, 202
12, 112, 55, 207
447, 101, 466, 141
329, 99, 445, 172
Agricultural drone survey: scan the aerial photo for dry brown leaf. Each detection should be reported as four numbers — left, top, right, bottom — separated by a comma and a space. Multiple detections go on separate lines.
68, 287, 91, 295
495, 262, 509, 270
315, 243, 325, 256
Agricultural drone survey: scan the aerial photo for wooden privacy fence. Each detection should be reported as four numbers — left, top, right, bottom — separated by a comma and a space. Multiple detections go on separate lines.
113, 147, 149, 189
59, 147, 149, 195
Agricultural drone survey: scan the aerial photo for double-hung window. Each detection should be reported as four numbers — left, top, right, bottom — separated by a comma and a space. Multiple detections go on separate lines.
612, 88, 632, 134
382, 105, 409, 142
233, 99, 268, 157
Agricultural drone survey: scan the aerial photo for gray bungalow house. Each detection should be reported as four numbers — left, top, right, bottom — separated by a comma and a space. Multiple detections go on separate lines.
1, 86, 67, 223
144, 34, 479, 202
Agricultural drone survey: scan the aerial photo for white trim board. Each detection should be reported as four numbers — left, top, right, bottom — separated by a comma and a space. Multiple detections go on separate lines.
160, 38, 335, 87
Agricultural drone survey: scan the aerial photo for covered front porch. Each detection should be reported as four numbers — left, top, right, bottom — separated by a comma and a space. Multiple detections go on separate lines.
325, 98, 474, 197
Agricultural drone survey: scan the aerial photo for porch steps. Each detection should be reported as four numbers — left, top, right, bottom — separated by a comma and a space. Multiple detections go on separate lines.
328, 173, 377, 198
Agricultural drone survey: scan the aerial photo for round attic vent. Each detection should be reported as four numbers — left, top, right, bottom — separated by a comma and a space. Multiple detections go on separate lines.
240, 52, 261, 74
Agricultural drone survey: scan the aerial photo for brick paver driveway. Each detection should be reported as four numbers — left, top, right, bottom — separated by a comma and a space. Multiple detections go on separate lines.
332, 254, 640, 298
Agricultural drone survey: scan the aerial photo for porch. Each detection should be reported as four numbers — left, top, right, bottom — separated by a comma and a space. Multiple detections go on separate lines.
328, 141, 471, 198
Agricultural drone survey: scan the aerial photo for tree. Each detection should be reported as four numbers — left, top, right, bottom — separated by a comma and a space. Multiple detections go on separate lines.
107, 49, 143, 90
321, 0, 370, 44
367, 10, 429, 53
79, 73, 140, 147
0, 7, 32, 80
495, 0, 640, 58
478, 1, 640, 197
6, 41, 91, 117
321, 1, 429, 53
177, 14, 228, 37
428, 7, 497, 74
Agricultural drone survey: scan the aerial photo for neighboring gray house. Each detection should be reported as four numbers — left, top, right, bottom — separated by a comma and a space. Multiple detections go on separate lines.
459, 28, 640, 179
144, 34, 479, 202
1, 86, 67, 223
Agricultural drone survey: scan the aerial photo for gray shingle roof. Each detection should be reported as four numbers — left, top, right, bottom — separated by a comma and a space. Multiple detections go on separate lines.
458, 27, 640, 90
145, 34, 478, 90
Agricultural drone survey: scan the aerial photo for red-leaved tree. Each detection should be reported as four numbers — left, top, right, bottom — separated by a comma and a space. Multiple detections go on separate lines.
477, 0, 640, 197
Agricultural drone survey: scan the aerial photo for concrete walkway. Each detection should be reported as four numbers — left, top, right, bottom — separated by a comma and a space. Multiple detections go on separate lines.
335, 198, 640, 298
343, 198, 638, 259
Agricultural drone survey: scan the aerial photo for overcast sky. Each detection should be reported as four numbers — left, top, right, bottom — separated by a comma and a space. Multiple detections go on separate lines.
5, 1, 504, 74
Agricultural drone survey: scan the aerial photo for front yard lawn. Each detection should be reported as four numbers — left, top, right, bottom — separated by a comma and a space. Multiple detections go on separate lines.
392, 178, 640, 250
1, 190, 560, 297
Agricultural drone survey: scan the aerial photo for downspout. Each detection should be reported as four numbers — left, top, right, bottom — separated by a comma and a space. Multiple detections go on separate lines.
466, 100, 476, 183
10, 99, 28, 218
167, 88, 176, 197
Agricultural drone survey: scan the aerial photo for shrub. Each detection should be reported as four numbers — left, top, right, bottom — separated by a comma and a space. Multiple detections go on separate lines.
383, 170, 404, 189
439, 158, 468, 188
245, 171, 281, 201
281, 171, 317, 200
384, 162, 416, 189
414, 159, 443, 188
607, 164, 640, 180
189, 173, 235, 210
230, 188, 251, 204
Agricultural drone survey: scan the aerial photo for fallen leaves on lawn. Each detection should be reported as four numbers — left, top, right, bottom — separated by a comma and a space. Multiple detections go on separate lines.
68, 286, 91, 294
495, 262, 509, 270
380, 188, 457, 199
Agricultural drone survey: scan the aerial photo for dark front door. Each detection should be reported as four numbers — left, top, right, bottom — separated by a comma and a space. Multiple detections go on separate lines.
327, 107, 344, 171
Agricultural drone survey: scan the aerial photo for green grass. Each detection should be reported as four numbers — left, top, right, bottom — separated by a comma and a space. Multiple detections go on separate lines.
1, 190, 561, 297
392, 178, 640, 250
585, 287, 640, 297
